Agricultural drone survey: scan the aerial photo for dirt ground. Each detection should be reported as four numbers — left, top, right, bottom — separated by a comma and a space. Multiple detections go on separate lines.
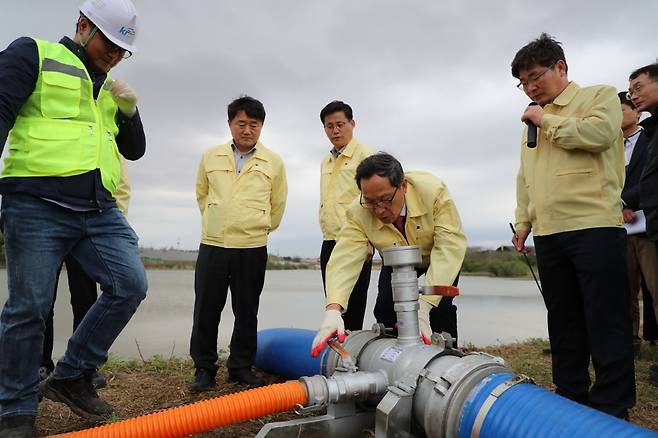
35, 340, 658, 437
36, 363, 301, 437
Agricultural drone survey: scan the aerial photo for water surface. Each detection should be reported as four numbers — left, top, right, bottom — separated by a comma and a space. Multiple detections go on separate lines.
0, 270, 548, 359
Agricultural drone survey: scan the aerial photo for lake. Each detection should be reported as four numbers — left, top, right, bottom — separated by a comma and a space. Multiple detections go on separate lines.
0, 269, 548, 359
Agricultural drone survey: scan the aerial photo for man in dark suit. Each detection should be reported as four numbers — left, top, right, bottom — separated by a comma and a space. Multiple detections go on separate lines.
627, 63, 658, 385
618, 92, 658, 350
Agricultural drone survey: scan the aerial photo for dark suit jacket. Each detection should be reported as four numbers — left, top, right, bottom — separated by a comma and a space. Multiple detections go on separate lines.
622, 130, 650, 211
640, 115, 658, 209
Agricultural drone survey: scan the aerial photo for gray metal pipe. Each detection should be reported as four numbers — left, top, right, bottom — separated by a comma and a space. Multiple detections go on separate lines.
258, 245, 655, 437
381, 246, 423, 346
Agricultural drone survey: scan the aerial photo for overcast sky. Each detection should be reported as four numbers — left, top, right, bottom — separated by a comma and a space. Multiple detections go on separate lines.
2, 1, 656, 257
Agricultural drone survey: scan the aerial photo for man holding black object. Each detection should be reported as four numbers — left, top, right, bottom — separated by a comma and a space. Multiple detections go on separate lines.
510, 33, 635, 418
525, 102, 539, 147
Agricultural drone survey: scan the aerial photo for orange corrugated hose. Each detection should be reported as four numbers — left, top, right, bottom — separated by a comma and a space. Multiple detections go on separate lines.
50, 380, 307, 438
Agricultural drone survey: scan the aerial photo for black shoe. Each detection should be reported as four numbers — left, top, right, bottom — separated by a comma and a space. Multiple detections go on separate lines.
38, 366, 51, 382
91, 370, 107, 390
228, 368, 265, 388
39, 375, 112, 421
189, 368, 216, 393
0, 415, 35, 438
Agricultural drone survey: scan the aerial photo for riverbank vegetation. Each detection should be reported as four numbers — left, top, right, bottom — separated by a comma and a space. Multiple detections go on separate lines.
460, 247, 538, 278
35, 339, 657, 436
0, 236, 533, 275
139, 255, 315, 270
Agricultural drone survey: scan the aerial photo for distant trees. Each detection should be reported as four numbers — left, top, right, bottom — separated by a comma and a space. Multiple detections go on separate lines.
461, 248, 537, 278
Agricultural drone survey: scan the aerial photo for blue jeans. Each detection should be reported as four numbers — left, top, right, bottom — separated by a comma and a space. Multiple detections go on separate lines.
0, 194, 148, 417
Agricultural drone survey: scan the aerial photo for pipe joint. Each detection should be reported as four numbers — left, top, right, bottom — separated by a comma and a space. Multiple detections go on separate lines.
326, 371, 389, 404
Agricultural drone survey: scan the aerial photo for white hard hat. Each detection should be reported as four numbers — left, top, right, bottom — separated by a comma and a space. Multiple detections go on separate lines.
80, 0, 139, 53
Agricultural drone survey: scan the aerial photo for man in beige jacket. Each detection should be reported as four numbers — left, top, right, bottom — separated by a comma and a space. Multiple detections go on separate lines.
312, 153, 466, 357
511, 33, 634, 418
190, 96, 287, 391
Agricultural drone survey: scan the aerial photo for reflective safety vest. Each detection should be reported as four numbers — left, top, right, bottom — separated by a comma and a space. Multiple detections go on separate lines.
2, 38, 121, 193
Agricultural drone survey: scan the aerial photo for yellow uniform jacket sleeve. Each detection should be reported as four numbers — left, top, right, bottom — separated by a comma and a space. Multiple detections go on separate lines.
423, 179, 467, 306
270, 158, 288, 232
196, 155, 209, 215
325, 204, 372, 309
113, 157, 131, 217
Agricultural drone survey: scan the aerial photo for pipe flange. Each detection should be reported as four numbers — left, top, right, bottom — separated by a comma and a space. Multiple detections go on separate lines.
381, 245, 422, 267
299, 375, 329, 407
470, 375, 534, 438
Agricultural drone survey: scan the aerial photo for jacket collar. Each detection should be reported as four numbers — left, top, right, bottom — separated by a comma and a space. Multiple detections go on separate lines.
640, 114, 658, 138
217, 142, 269, 158
340, 138, 359, 158
405, 179, 427, 218
329, 137, 359, 159
550, 81, 579, 107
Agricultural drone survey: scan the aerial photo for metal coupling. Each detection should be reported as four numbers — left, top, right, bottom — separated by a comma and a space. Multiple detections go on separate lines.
300, 371, 389, 408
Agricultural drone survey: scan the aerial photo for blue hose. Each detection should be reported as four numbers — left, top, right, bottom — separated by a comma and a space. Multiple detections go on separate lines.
459, 373, 658, 437
256, 329, 657, 436
255, 328, 329, 379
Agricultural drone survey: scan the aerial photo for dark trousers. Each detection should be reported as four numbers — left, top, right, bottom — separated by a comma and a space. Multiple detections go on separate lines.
641, 276, 658, 341
649, 240, 658, 340
375, 265, 459, 344
42, 255, 98, 372
534, 228, 635, 417
190, 244, 267, 374
320, 240, 372, 330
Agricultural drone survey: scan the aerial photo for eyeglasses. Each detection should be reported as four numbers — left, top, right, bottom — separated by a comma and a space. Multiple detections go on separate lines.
626, 79, 657, 100
360, 186, 398, 209
516, 62, 555, 90
89, 26, 132, 59
324, 121, 349, 131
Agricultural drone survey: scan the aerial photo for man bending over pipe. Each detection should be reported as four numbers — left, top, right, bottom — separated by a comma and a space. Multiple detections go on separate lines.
311, 153, 466, 356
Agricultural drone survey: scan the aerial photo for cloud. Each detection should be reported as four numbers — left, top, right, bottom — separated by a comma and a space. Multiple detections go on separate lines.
1, 0, 656, 256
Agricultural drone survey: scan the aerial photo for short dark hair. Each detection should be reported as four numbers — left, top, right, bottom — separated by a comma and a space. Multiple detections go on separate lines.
629, 63, 658, 81
511, 33, 567, 79
355, 153, 404, 190
228, 95, 266, 123
320, 100, 353, 124
618, 91, 636, 109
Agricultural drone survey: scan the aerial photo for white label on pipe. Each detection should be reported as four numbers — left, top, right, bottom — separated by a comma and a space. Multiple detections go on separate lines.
380, 345, 404, 363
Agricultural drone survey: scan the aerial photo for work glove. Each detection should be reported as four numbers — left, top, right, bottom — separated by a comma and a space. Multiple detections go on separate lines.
418, 299, 433, 345
108, 79, 138, 116
310, 309, 345, 357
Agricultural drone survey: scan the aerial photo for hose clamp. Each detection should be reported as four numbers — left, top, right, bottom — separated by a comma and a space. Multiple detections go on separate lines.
293, 403, 325, 415
470, 374, 533, 438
